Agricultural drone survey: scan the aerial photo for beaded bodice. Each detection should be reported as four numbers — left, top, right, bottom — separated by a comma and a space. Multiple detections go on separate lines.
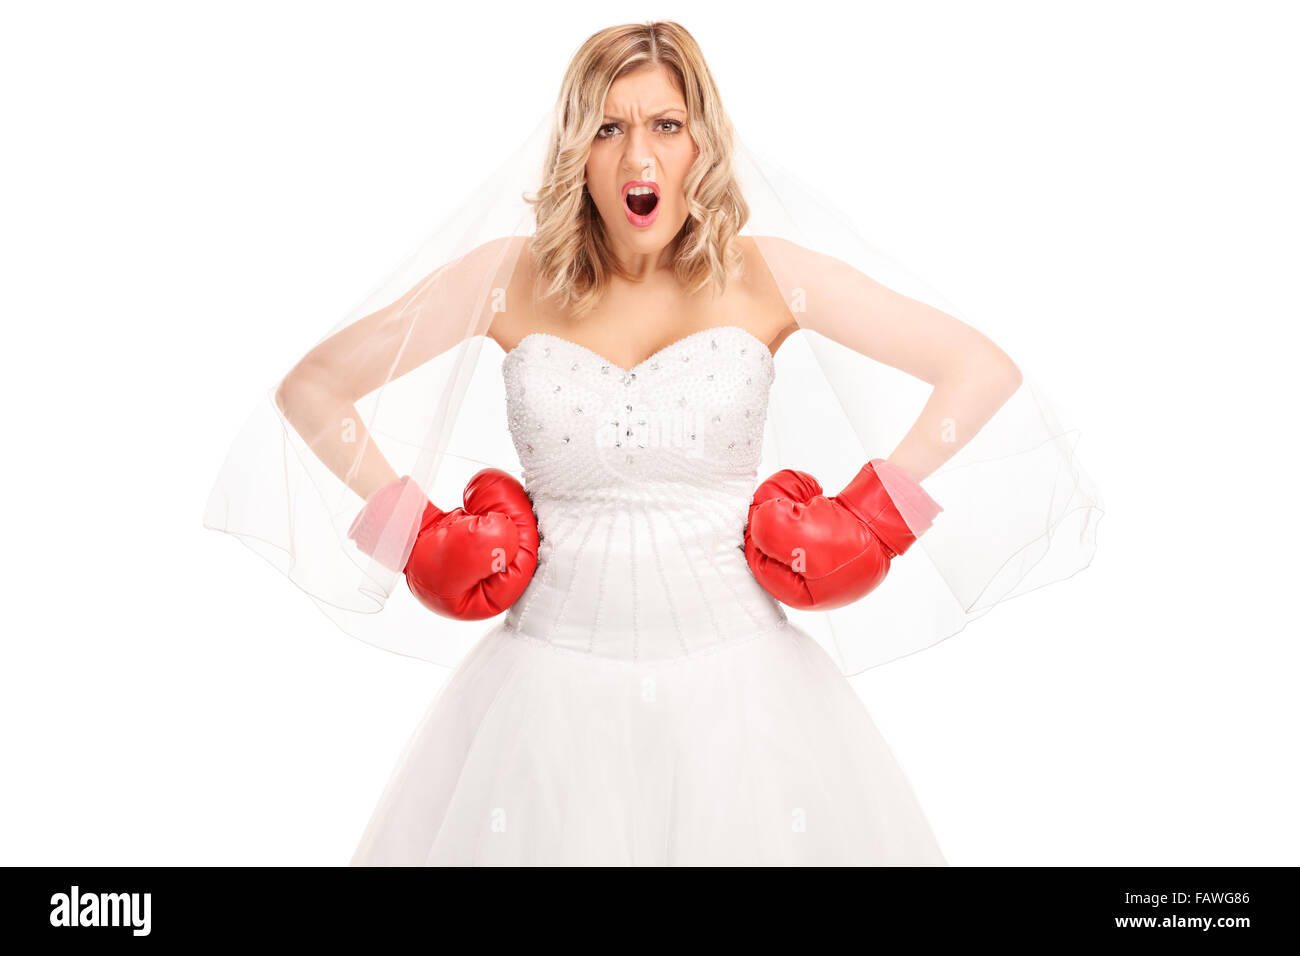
499, 325, 789, 662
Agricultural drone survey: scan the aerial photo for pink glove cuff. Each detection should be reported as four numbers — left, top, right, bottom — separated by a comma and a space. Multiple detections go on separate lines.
347, 475, 441, 574
868, 458, 943, 534
837, 459, 943, 557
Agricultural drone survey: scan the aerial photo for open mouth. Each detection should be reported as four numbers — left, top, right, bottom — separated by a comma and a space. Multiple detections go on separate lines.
625, 187, 659, 217
622, 181, 660, 221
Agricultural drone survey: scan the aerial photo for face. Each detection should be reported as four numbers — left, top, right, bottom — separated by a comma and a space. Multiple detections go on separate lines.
585, 64, 698, 266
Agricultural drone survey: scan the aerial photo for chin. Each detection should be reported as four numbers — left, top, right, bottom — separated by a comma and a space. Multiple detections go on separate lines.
625, 228, 668, 246
618, 216, 682, 245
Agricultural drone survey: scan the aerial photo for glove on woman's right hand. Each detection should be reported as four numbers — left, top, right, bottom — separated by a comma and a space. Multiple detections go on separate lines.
348, 469, 540, 620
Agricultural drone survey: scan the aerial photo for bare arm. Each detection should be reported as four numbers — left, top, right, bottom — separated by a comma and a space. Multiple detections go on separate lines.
754, 236, 1023, 482
274, 236, 526, 501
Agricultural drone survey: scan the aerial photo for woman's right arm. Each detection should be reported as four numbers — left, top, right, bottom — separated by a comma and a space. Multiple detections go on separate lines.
273, 235, 527, 501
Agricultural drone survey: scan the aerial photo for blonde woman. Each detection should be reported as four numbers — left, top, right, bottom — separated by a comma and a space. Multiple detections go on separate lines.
209, 20, 1100, 865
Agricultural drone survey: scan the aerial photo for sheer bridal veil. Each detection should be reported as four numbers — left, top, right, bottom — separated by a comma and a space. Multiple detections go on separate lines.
203, 99, 1103, 677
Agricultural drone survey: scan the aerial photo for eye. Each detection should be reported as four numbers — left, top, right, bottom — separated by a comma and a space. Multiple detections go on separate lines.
595, 119, 685, 140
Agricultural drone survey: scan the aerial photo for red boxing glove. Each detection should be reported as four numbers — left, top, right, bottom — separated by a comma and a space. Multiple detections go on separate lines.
347, 469, 539, 620
744, 458, 942, 610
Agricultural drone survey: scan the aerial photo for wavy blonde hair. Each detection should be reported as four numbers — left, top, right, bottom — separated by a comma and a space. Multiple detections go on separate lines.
524, 21, 750, 319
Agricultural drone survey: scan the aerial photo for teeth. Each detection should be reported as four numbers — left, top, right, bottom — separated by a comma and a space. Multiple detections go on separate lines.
627, 186, 656, 196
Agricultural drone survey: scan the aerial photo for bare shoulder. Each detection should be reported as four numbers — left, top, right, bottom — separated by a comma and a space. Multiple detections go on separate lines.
736, 235, 800, 355
737, 233, 820, 283
480, 236, 536, 352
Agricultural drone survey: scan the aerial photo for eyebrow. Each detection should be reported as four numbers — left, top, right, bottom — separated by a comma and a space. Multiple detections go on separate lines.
601, 108, 687, 122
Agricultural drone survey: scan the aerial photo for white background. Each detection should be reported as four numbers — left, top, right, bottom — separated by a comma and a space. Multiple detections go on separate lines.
2, 0, 1297, 865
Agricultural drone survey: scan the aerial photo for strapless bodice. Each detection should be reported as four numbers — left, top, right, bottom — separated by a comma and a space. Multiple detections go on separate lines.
499, 326, 789, 662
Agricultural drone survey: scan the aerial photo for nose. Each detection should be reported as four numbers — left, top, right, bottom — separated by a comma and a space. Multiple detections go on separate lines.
622, 132, 657, 181
625, 154, 656, 182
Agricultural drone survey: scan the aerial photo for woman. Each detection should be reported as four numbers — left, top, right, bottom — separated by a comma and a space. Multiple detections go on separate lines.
207, 21, 1101, 865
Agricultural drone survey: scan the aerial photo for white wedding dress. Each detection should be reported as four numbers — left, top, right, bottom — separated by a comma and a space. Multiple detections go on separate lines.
349, 325, 948, 866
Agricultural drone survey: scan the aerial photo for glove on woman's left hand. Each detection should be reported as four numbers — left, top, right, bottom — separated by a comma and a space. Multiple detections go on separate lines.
744, 458, 942, 610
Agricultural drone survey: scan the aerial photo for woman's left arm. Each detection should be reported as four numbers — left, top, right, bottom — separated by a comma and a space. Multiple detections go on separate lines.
754, 235, 1023, 482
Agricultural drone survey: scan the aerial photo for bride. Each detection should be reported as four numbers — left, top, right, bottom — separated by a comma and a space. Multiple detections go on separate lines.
208, 20, 1101, 866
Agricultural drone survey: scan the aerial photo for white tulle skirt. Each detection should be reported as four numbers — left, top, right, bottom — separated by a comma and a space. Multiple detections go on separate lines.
349, 619, 948, 866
